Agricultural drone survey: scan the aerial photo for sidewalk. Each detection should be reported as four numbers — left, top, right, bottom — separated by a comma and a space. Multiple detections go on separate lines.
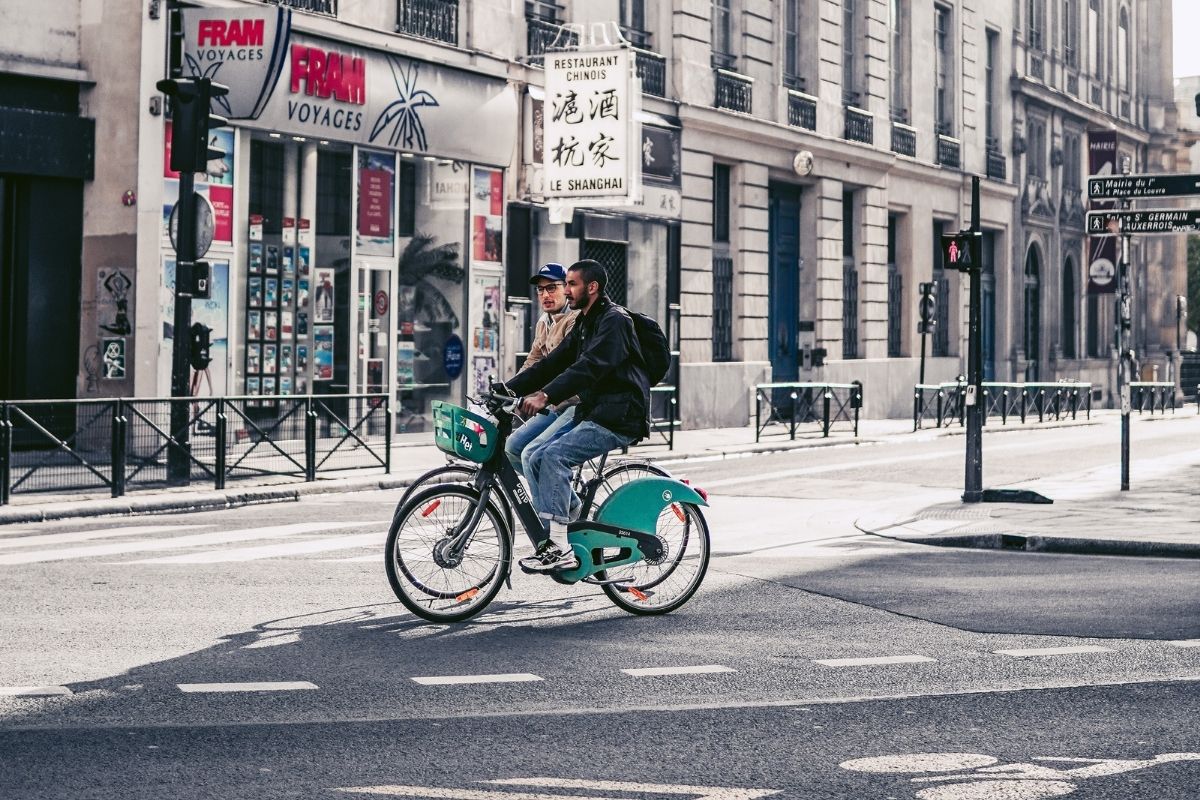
855, 413, 1200, 559
4, 411, 1197, 565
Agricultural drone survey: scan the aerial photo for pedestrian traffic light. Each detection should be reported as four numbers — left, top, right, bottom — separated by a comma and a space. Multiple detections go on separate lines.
188, 322, 212, 371
156, 77, 229, 173
918, 281, 937, 334
941, 231, 982, 273
192, 260, 212, 300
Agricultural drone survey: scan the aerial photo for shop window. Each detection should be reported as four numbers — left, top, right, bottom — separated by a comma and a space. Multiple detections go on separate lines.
397, 161, 416, 237
249, 139, 285, 234
317, 151, 352, 235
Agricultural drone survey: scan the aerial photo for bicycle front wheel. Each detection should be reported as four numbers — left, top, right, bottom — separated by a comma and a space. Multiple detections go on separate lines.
601, 501, 710, 616
385, 485, 511, 623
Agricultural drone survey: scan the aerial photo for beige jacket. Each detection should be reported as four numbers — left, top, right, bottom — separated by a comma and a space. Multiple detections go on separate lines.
521, 307, 579, 407
522, 307, 579, 370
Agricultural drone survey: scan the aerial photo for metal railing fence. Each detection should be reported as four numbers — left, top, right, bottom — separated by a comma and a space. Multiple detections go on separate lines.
913, 382, 1093, 430
754, 382, 862, 442
0, 394, 390, 503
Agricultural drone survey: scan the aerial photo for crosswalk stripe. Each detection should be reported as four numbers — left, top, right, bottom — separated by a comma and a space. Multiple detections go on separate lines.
993, 645, 1115, 657
621, 665, 735, 677
0, 524, 209, 550
0, 686, 72, 697
411, 673, 543, 686
0, 522, 376, 565
814, 655, 936, 667
131, 531, 384, 563
177, 682, 318, 692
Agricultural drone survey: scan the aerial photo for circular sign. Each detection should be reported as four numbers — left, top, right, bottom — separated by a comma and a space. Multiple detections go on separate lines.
1088, 257, 1115, 288
373, 290, 389, 317
169, 192, 216, 258
443, 334, 465, 380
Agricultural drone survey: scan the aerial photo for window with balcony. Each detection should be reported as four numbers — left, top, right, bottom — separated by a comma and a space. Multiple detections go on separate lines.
890, 0, 909, 122
1118, 7, 1129, 92
934, 4, 953, 134
783, 0, 806, 90
1064, 0, 1079, 68
712, 0, 734, 69
1028, 0, 1045, 50
985, 29, 998, 143
526, 1, 575, 64
843, 0, 860, 106
395, 0, 458, 45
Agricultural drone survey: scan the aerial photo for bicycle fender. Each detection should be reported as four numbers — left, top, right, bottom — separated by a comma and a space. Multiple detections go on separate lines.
594, 477, 707, 534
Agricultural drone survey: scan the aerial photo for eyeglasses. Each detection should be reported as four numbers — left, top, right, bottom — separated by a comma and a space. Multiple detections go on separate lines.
535, 283, 564, 295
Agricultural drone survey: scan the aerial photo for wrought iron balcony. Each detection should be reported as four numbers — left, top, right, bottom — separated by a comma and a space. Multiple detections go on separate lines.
634, 48, 666, 97
1119, 97, 1131, 119
395, 0, 458, 46
526, 16, 578, 65
891, 122, 917, 157
714, 69, 752, 114
937, 134, 961, 169
844, 106, 873, 145
1029, 54, 1044, 80
1067, 72, 1079, 96
787, 90, 816, 131
986, 145, 1007, 181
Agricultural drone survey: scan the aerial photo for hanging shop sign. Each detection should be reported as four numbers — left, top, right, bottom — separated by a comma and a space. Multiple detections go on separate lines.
542, 47, 640, 203
1087, 129, 1119, 295
180, 7, 517, 166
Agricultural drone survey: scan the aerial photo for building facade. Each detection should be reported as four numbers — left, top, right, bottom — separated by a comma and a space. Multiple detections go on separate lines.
0, 0, 1185, 430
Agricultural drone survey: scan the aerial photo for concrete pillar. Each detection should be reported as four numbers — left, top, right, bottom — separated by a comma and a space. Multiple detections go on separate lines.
736, 163, 769, 363
860, 184, 889, 359
814, 176, 843, 356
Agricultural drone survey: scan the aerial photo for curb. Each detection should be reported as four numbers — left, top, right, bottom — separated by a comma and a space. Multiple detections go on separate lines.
858, 521, 1200, 560
0, 475, 420, 526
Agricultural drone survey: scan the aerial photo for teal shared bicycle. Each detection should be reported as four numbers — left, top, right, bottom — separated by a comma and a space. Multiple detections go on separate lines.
384, 393, 711, 623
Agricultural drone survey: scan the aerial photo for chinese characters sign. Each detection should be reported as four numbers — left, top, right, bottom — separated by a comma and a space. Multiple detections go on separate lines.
543, 48, 639, 202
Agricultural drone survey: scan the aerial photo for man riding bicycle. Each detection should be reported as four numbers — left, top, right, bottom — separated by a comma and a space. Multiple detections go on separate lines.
503, 259, 651, 573
503, 263, 579, 479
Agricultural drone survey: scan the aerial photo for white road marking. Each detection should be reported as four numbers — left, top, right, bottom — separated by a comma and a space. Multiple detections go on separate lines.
410, 673, 543, 686
0, 686, 72, 697
130, 531, 384, 563
0, 521, 377, 565
621, 665, 736, 677
492, 778, 783, 798
0, 524, 209, 550
814, 655, 936, 667
334, 779, 781, 799
993, 646, 1115, 657
176, 681, 318, 693
1168, 639, 1200, 648
332, 788, 634, 800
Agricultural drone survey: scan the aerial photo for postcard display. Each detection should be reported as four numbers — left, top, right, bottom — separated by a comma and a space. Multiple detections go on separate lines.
245, 215, 311, 405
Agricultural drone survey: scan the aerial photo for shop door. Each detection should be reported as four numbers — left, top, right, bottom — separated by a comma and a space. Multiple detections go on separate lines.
582, 240, 628, 306
768, 185, 801, 383
356, 266, 392, 432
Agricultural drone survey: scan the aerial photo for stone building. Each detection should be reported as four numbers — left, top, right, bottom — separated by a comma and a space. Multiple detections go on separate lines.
0, 0, 1186, 430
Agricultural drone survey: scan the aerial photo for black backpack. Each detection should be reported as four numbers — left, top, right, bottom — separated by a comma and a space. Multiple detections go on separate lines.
624, 308, 672, 386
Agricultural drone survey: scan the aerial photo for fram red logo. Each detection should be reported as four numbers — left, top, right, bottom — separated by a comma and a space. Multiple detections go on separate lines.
197, 18, 264, 47
290, 44, 365, 105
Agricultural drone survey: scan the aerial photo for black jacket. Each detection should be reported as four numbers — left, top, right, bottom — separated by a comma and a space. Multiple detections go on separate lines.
506, 296, 650, 440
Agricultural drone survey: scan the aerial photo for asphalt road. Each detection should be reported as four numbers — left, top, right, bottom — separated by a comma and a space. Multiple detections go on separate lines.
0, 414, 1197, 798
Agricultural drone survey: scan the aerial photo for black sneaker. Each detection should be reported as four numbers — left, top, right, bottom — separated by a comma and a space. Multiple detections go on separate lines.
518, 542, 580, 573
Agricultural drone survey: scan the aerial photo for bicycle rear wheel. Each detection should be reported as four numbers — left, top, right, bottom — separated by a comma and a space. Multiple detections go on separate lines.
385, 485, 511, 623
586, 459, 671, 518
601, 502, 710, 616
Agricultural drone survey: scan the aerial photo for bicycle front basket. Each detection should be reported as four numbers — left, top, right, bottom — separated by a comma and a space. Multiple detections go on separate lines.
432, 401, 499, 464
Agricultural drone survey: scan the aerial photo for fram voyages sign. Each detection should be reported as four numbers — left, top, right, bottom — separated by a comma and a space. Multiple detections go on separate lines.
182, 7, 291, 120
543, 48, 640, 202
180, 8, 517, 166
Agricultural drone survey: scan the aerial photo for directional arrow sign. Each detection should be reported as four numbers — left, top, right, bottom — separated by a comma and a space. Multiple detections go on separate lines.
1088, 173, 1200, 200
1087, 209, 1200, 235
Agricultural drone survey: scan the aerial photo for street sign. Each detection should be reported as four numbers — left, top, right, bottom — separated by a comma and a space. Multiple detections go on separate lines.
940, 232, 981, 272
1088, 172, 1200, 200
169, 192, 216, 258
1086, 208, 1200, 235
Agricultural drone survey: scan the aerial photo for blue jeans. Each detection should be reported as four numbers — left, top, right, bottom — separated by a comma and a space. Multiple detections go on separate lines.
526, 419, 633, 527
504, 408, 561, 475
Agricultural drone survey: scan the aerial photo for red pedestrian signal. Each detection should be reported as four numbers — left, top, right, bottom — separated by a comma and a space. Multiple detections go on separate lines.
941, 232, 981, 272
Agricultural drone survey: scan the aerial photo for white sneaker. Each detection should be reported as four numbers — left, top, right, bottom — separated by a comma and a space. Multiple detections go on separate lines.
520, 543, 580, 573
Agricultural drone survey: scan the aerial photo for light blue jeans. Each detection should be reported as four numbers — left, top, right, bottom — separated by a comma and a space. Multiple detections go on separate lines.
525, 419, 633, 527
504, 408, 562, 475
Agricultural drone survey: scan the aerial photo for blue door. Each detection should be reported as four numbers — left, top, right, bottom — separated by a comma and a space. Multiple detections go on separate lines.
768, 185, 801, 383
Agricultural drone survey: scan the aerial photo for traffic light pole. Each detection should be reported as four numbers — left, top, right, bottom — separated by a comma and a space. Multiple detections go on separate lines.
169, 170, 196, 485
1117, 180, 1132, 491
963, 176, 984, 503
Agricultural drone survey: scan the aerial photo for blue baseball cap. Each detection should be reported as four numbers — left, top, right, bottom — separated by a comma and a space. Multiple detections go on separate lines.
529, 262, 567, 284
